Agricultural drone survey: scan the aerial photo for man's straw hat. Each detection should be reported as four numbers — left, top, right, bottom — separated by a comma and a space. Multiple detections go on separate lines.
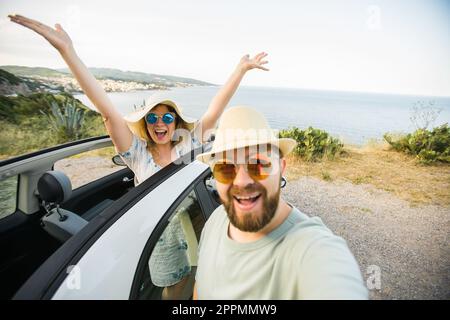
124, 93, 197, 141
196, 106, 296, 164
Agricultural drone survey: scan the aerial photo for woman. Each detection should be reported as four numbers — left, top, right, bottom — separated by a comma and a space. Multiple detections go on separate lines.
9, 14, 269, 299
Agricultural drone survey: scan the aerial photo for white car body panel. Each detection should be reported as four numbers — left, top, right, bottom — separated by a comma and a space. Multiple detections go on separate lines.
52, 161, 208, 300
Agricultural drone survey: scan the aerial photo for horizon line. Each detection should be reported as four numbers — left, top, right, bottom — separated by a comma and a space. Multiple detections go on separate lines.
2, 64, 450, 99
240, 85, 450, 100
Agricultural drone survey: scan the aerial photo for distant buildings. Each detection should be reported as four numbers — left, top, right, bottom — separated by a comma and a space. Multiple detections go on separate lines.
18, 75, 195, 94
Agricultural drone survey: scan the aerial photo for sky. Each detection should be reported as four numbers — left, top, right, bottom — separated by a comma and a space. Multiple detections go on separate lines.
0, 0, 449, 97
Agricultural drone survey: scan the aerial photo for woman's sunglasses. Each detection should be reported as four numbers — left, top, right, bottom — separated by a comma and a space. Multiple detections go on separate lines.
212, 154, 274, 184
145, 112, 175, 125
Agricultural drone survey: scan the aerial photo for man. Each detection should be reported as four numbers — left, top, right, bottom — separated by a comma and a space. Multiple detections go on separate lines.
193, 106, 368, 299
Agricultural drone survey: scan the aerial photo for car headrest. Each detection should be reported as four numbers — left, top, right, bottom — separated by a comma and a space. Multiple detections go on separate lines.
37, 171, 72, 204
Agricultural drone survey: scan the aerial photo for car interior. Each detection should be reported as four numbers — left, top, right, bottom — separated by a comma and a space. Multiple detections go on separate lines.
1, 137, 219, 299
0, 137, 134, 299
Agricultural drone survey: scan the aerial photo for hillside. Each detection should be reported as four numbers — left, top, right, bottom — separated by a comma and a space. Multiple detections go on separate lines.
0, 69, 32, 95
0, 92, 105, 158
1, 65, 214, 87
57, 67, 214, 86
1, 66, 66, 78
0, 69, 23, 85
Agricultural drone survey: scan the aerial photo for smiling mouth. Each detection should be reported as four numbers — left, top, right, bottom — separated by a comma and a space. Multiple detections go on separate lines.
154, 129, 167, 140
233, 193, 261, 205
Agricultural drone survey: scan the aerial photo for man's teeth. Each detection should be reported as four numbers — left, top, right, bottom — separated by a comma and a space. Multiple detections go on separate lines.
234, 194, 261, 205
234, 194, 260, 200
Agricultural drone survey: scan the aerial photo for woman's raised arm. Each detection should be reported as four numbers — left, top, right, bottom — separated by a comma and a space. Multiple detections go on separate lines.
198, 52, 269, 142
8, 14, 133, 152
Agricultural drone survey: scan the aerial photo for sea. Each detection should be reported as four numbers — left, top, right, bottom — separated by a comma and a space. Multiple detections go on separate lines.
74, 86, 450, 146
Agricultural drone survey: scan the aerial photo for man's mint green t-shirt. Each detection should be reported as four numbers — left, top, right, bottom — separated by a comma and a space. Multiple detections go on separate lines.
196, 205, 368, 299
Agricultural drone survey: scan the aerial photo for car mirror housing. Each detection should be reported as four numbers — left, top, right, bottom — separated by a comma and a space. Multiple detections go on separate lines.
112, 154, 127, 166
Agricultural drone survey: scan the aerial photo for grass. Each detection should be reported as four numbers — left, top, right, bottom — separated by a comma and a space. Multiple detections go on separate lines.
321, 170, 332, 181
0, 176, 18, 219
285, 141, 450, 207
0, 115, 107, 161
0, 119, 59, 159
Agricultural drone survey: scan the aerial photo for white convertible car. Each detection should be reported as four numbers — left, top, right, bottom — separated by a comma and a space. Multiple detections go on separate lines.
0, 136, 220, 300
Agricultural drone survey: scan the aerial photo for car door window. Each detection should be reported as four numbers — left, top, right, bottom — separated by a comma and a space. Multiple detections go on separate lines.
54, 146, 124, 189
0, 175, 18, 219
134, 189, 205, 300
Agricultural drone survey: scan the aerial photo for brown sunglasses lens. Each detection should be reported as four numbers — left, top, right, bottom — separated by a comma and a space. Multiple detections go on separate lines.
213, 160, 272, 183
247, 163, 271, 180
213, 163, 236, 184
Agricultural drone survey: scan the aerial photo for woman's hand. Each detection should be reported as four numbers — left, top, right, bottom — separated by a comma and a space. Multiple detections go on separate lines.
8, 14, 133, 152
199, 51, 269, 140
8, 14, 73, 54
237, 52, 269, 73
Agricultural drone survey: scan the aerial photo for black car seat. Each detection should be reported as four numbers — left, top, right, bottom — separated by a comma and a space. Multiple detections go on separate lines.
37, 171, 113, 242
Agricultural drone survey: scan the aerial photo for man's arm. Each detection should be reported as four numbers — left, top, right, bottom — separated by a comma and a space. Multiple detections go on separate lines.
299, 236, 369, 299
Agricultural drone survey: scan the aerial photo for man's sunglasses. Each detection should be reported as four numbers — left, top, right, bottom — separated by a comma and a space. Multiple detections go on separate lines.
145, 112, 175, 125
212, 154, 274, 184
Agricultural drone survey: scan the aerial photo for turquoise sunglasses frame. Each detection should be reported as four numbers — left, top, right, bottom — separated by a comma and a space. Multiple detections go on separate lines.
145, 112, 175, 125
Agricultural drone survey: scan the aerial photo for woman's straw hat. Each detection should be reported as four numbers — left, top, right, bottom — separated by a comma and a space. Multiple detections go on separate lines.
196, 106, 296, 164
124, 93, 197, 141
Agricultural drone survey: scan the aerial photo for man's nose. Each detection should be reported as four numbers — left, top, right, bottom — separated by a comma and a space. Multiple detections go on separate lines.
233, 164, 254, 187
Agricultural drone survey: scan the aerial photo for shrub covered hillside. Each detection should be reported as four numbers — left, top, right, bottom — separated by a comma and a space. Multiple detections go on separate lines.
278, 126, 344, 161
0, 93, 106, 159
384, 124, 450, 164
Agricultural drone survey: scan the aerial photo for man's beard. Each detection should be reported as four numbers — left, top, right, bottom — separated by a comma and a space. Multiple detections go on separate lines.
222, 180, 281, 232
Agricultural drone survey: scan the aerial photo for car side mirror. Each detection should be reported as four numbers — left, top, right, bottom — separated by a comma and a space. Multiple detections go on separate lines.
112, 154, 126, 166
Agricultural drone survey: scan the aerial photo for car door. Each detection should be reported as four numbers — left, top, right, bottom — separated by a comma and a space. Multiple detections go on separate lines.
13, 149, 219, 300
129, 166, 220, 300
0, 136, 134, 299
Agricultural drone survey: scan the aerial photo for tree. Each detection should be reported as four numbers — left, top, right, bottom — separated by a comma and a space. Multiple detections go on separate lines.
410, 100, 443, 130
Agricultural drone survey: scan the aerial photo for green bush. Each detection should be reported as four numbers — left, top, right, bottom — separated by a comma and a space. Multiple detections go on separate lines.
0, 92, 88, 123
384, 124, 450, 164
0, 118, 59, 157
278, 126, 344, 161
0, 93, 106, 159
